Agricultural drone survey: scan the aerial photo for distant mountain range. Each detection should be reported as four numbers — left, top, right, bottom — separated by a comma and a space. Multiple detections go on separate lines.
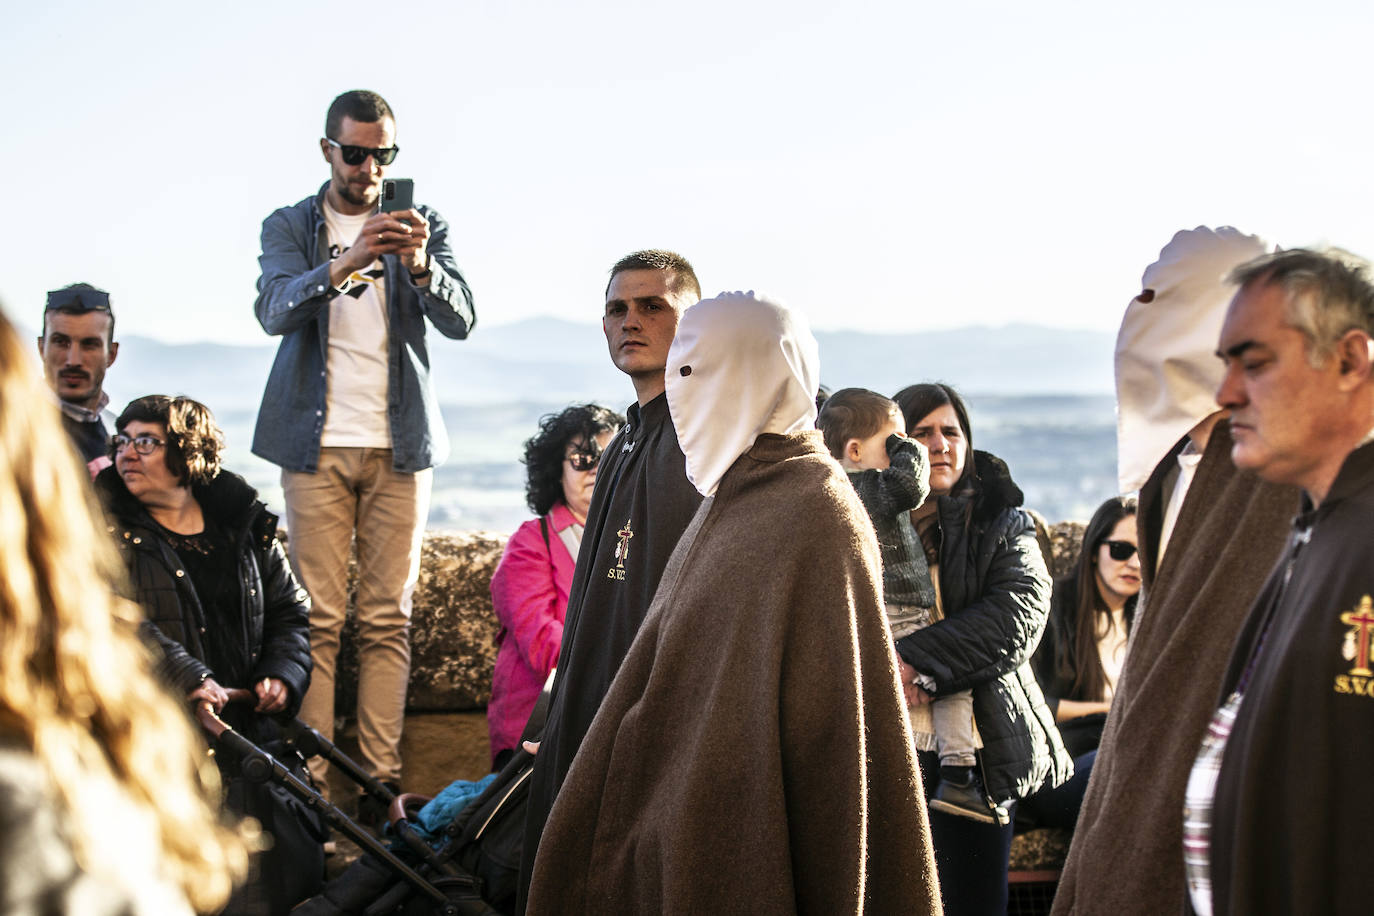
90, 318, 1115, 412
22, 317, 1118, 530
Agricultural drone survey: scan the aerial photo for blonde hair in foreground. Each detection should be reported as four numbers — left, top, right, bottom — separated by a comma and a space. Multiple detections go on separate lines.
0, 308, 246, 911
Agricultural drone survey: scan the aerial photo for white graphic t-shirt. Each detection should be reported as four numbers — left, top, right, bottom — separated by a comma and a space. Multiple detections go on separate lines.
320, 202, 391, 448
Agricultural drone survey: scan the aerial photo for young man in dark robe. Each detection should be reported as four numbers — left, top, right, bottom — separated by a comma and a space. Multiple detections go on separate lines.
517, 251, 704, 911
525, 291, 939, 915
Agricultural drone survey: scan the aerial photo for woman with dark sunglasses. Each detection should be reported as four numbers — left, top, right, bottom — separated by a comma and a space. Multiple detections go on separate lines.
487, 404, 623, 770
1021, 494, 1141, 829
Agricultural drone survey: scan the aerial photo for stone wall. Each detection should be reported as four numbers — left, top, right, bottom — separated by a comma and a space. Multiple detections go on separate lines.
333, 531, 507, 716
1042, 519, 1087, 581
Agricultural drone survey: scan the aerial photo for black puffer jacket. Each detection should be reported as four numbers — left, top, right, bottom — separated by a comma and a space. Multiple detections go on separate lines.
894, 450, 1070, 802
95, 466, 312, 713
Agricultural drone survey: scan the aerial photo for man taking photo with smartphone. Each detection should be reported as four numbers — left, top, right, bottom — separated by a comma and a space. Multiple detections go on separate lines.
252, 89, 476, 822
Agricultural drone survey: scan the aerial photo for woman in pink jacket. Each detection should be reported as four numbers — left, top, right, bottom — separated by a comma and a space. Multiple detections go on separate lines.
487, 404, 623, 768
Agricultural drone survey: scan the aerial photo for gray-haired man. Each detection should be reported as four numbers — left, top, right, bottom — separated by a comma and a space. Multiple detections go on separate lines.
1184, 248, 1374, 914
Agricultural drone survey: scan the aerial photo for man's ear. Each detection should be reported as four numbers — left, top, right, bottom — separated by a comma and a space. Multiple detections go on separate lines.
107, 340, 119, 368
844, 438, 864, 464
320, 138, 333, 163
1335, 329, 1373, 389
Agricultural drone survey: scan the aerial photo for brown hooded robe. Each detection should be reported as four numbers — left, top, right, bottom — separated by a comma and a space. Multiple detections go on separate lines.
526, 432, 940, 915
1052, 421, 1299, 913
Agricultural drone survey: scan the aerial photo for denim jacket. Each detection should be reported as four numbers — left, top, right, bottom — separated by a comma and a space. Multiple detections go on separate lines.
252, 182, 476, 473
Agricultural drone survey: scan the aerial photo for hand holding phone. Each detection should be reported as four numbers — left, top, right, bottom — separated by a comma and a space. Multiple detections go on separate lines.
375, 179, 429, 276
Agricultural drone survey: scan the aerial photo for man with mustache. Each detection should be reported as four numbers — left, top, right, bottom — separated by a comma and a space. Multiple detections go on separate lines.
38, 283, 119, 476
517, 250, 704, 912
252, 89, 476, 822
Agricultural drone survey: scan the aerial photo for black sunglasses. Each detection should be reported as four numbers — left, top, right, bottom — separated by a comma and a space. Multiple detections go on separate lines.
326, 138, 399, 166
566, 443, 604, 472
1104, 540, 1138, 561
46, 287, 111, 313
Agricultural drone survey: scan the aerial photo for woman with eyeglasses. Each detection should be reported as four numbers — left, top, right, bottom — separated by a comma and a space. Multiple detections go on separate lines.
95, 395, 318, 913
1021, 494, 1141, 830
487, 403, 624, 770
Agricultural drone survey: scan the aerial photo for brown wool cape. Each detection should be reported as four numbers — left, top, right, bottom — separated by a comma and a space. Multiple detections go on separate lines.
525, 431, 940, 915
1052, 421, 1299, 914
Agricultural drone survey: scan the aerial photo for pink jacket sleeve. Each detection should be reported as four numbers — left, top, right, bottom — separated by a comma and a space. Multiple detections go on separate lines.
489, 517, 570, 678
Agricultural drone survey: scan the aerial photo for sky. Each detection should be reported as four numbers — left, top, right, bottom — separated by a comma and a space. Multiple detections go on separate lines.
5, 0, 1374, 344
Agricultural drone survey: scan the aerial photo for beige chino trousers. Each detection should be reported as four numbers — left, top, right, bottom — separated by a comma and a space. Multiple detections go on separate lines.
283, 447, 431, 791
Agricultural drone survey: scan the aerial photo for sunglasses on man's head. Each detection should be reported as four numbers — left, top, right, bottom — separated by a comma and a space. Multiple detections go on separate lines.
45, 288, 111, 313
1104, 540, 1138, 561
326, 138, 399, 167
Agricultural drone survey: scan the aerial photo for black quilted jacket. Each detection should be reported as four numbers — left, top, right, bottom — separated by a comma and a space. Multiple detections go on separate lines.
894, 449, 1071, 802
95, 466, 312, 713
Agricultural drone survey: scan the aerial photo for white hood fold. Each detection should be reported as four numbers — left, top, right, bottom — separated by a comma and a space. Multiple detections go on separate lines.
1115, 226, 1272, 492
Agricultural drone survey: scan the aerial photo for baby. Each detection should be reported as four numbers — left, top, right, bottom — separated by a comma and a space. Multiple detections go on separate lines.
819, 387, 996, 823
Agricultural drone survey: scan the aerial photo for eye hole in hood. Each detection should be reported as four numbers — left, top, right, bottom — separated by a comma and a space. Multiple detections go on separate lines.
666, 291, 820, 497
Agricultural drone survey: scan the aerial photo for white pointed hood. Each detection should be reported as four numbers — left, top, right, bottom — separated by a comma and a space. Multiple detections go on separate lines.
665, 291, 820, 497
1115, 226, 1273, 492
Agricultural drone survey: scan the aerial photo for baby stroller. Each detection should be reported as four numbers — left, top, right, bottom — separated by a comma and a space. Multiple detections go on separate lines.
199, 689, 524, 916
293, 689, 551, 915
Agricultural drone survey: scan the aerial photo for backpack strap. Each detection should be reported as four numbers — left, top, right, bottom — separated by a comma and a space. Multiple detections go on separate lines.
519, 685, 553, 744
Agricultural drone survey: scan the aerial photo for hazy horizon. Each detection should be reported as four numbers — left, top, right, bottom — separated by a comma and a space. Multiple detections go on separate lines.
15, 312, 1114, 347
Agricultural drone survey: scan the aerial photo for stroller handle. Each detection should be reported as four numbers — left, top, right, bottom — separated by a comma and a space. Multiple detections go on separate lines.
191, 687, 258, 738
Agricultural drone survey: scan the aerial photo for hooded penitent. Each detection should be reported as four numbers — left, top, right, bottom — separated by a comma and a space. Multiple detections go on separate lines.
525, 292, 940, 915
1114, 226, 1272, 492
1052, 230, 1300, 916
665, 291, 820, 496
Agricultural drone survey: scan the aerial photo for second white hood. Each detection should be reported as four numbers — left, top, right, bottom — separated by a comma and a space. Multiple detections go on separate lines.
1115, 226, 1272, 492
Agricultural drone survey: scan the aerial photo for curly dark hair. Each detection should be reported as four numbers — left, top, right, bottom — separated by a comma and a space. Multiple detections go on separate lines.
523, 404, 624, 516
112, 395, 224, 487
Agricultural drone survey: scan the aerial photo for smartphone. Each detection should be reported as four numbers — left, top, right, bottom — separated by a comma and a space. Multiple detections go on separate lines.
380, 178, 414, 213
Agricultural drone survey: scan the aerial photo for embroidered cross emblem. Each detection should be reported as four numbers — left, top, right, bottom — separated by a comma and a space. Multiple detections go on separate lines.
1339, 595, 1374, 677
614, 520, 634, 570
